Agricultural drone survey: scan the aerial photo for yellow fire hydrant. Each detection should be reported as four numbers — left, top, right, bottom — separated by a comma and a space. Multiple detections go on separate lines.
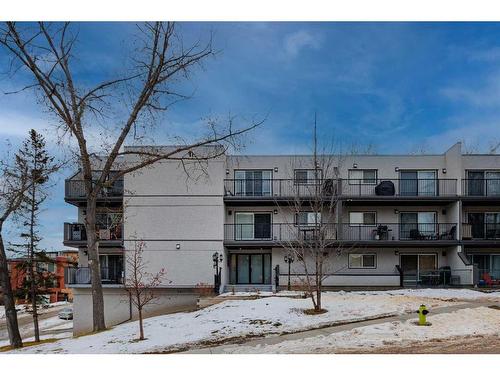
417, 304, 429, 326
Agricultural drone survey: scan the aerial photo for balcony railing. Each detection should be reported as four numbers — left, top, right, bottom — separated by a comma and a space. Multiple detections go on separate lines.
65, 266, 123, 285
340, 223, 457, 241
462, 179, 500, 197
462, 223, 500, 240
223, 223, 457, 242
223, 178, 457, 198
64, 223, 123, 243
65, 179, 123, 200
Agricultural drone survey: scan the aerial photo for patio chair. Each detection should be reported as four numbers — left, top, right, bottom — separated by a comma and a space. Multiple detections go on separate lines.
409, 229, 424, 240
482, 273, 500, 286
438, 225, 456, 240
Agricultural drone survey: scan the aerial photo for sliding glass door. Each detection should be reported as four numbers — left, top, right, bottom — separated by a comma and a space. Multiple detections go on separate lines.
234, 170, 272, 197
235, 213, 272, 240
400, 212, 436, 239
400, 170, 436, 196
231, 254, 272, 284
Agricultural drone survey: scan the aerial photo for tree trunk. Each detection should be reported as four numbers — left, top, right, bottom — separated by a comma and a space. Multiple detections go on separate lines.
85, 198, 106, 332
0, 227, 23, 348
138, 308, 144, 340
29, 181, 40, 342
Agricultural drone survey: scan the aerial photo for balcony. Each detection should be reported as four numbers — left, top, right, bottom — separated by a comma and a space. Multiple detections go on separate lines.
462, 179, 500, 198
63, 222, 123, 247
223, 222, 457, 246
65, 266, 123, 285
462, 223, 500, 241
65, 179, 123, 204
223, 178, 457, 202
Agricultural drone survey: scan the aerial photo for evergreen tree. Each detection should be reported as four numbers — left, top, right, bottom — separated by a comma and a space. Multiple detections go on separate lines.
10, 130, 58, 342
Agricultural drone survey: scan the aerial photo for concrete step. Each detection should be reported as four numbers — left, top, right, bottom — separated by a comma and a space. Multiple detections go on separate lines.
223, 284, 273, 293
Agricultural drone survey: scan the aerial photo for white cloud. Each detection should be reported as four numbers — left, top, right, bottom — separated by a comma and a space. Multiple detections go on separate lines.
440, 71, 500, 108
283, 30, 322, 58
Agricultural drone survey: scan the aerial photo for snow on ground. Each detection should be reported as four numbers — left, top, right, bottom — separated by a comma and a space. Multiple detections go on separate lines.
4, 289, 479, 354
346, 288, 500, 301
3, 289, 499, 354
0, 301, 71, 320
224, 306, 500, 353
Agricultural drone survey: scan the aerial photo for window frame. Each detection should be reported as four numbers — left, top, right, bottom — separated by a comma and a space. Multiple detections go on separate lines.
295, 211, 322, 227
348, 169, 378, 185
348, 253, 377, 269
293, 169, 323, 185
349, 211, 377, 227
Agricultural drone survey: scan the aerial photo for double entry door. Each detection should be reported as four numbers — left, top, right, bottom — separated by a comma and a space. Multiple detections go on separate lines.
400, 170, 437, 196
230, 253, 272, 284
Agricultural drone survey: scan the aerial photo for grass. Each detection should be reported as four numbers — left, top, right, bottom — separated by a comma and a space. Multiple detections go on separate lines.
0, 338, 59, 352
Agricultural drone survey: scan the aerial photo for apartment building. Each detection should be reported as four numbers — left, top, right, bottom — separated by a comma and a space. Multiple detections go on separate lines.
63, 142, 500, 333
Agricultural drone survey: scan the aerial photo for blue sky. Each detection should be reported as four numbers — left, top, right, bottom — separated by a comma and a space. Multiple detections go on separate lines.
1, 22, 500, 252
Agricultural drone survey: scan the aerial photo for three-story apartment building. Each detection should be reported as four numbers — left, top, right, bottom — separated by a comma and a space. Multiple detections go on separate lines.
64, 142, 500, 334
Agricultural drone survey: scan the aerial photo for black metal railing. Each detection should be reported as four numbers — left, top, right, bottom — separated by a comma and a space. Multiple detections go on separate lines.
65, 266, 123, 285
340, 223, 457, 241
65, 179, 123, 200
462, 179, 500, 197
223, 223, 457, 242
64, 223, 123, 242
224, 223, 337, 242
223, 178, 457, 198
462, 223, 500, 240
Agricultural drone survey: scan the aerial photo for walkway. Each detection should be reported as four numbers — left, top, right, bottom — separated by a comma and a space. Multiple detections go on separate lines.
185, 301, 499, 353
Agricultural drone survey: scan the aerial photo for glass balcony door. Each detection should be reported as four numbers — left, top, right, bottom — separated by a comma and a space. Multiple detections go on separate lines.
486, 171, 500, 196
234, 170, 272, 197
400, 170, 436, 196
400, 212, 436, 239
235, 213, 271, 240
231, 254, 272, 284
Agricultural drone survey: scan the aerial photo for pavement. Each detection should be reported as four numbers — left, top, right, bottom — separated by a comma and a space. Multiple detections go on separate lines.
184, 301, 499, 354
0, 304, 71, 342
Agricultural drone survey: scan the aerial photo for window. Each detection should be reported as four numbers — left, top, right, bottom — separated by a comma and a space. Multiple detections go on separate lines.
349, 212, 376, 226
348, 169, 377, 184
349, 254, 376, 268
294, 169, 322, 185
234, 170, 272, 196
296, 212, 322, 226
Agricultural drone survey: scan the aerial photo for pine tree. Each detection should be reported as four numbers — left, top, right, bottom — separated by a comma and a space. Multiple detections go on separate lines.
10, 129, 58, 342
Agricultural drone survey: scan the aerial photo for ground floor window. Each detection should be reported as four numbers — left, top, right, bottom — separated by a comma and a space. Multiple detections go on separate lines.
229, 253, 272, 284
348, 253, 376, 269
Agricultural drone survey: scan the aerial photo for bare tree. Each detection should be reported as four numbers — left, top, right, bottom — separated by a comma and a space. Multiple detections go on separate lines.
0, 144, 31, 348
124, 240, 166, 340
275, 116, 345, 313
0, 22, 262, 331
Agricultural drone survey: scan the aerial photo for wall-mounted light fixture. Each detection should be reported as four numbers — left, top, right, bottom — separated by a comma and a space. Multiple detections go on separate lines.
274, 167, 279, 172
394, 209, 399, 214
395, 167, 399, 172
225, 169, 230, 175
176, 243, 181, 250
228, 210, 232, 216
353, 163, 358, 169
394, 250, 399, 256
274, 209, 278, 215
442, 168, 447, 174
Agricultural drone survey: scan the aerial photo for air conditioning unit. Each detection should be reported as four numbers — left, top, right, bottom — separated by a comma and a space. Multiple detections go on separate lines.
99, 229, 111, 240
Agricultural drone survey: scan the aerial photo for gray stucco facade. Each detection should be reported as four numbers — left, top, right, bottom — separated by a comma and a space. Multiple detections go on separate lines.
64, 142, 500, 333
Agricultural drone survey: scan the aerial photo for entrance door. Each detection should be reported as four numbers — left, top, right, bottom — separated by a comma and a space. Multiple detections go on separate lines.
400, 254, 437, 284
231, 254, 272, 284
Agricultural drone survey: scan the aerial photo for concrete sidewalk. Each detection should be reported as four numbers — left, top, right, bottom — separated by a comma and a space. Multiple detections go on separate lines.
184, 301, 497, 354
